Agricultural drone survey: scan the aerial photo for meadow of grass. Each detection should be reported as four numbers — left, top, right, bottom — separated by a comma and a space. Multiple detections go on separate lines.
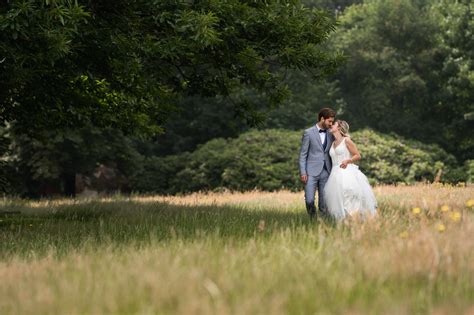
0, 184, 473, 314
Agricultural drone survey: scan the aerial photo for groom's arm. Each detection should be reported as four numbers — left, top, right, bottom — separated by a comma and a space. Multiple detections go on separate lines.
299, 130, 310, 181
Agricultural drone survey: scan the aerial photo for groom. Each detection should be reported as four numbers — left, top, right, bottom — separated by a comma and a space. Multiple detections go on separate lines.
299, 108, 335, 219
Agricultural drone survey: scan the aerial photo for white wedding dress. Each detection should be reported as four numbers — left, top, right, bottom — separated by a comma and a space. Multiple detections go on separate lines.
324, 137, 377, 221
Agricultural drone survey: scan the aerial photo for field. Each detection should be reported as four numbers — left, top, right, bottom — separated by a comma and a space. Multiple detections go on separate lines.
0, 184, 473, 315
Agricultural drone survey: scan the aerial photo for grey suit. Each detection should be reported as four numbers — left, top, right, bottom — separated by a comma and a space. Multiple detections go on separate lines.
299, 126, 334, 217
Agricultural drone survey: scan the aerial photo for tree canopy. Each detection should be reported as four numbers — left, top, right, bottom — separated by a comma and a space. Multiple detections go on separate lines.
0, 0, 341, 136
1, 0, 472, 197
140, 0, 474, 160
331, 0, 473, 160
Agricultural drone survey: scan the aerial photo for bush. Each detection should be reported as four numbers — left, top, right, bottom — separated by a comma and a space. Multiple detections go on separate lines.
172, 130, 301, 192
129, 153, 190, 194
131, 128, 461, 194
352, 129, 457, 184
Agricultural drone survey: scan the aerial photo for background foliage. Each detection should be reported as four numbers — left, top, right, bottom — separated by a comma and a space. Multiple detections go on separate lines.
145, 0, 473, 159
0, 0, 340, 136
130, 129, 467, 194
331, 0, 473, 161
1, 0, 473, 196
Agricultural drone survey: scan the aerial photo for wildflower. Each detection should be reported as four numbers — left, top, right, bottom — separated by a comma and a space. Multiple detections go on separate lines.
450, 211, 461, 222
258, 220, 265, 232
436, 223, 446, 233
29, 224, 33, 227
466, 200, 474, 208
399, 231, 409, 238
412, 207, 421, 215
440, 205, 450, 212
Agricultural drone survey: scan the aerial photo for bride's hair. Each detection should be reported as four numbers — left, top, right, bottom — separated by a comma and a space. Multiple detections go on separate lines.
337, 120, 350, 137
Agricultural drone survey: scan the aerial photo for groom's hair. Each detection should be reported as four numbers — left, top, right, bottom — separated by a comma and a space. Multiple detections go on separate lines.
318, 108, 336, 120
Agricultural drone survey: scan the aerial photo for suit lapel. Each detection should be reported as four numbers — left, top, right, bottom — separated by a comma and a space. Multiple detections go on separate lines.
325, 134, 333, 152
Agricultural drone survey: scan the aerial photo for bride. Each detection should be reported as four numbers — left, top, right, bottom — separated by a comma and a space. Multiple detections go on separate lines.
324, 120, 377, 221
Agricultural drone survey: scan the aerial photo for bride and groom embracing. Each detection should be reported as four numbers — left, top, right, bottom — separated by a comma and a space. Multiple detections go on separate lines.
299, 108, 377, 221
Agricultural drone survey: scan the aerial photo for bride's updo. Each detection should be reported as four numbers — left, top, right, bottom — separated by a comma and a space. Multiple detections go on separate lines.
337, 120, 350, 137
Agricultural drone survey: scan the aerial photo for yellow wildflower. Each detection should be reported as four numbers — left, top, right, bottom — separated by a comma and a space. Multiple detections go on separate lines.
436, 223, 446, 233
466, 200, 474, 208
412, 207, 421, 215
399, 231, 409, 238
440, 205, 450, 212
450, 211, 461, 222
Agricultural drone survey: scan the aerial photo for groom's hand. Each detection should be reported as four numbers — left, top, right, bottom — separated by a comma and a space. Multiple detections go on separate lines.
300, 175, 308, 184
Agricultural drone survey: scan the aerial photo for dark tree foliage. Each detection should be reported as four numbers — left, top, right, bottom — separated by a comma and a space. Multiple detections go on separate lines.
303, 0, 362, 11
0, 0, 341, 196
332, 0, 473, 160
0, 0, 341, 136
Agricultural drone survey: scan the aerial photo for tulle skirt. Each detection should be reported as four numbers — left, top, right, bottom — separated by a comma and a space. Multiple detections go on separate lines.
324, 164, 377, 221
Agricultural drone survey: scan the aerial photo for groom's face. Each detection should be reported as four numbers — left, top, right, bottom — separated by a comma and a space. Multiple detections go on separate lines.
321, 117, 334, 130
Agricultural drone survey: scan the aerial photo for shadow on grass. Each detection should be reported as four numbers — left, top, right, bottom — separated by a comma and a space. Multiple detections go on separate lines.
0, 199, 333, 258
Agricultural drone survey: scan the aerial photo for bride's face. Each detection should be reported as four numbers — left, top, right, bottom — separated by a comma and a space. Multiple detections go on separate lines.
330, 122, 339, 133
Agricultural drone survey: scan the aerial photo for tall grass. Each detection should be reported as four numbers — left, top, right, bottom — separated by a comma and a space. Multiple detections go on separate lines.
0, 184, 473, 314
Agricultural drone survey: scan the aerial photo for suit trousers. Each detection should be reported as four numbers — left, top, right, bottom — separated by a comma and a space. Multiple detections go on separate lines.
304, 167, 330, 216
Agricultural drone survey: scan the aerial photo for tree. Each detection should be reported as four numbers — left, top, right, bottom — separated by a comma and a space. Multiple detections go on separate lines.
1, 0, 342, 137
331, 0, 473, 160
133, 95, 250, 156
432, 0, 474, 160
5, 123, 142, 197
1, 0, 343, 196
303, 0, 362, 11
137, 0, 473, 166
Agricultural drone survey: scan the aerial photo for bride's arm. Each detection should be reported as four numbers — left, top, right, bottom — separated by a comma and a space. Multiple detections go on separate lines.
341, 138, 361, 169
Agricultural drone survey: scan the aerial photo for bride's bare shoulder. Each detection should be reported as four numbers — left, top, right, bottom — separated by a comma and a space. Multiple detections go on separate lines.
344, 137, 357, 147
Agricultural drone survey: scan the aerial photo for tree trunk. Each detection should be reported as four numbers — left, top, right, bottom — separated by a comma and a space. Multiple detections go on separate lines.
63, 172, 76, 197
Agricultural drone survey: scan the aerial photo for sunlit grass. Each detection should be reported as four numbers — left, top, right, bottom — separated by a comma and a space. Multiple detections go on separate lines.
0, 184, 473, 314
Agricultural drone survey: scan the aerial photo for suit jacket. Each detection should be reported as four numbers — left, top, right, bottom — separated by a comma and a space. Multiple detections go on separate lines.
299, 126, 333, 176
